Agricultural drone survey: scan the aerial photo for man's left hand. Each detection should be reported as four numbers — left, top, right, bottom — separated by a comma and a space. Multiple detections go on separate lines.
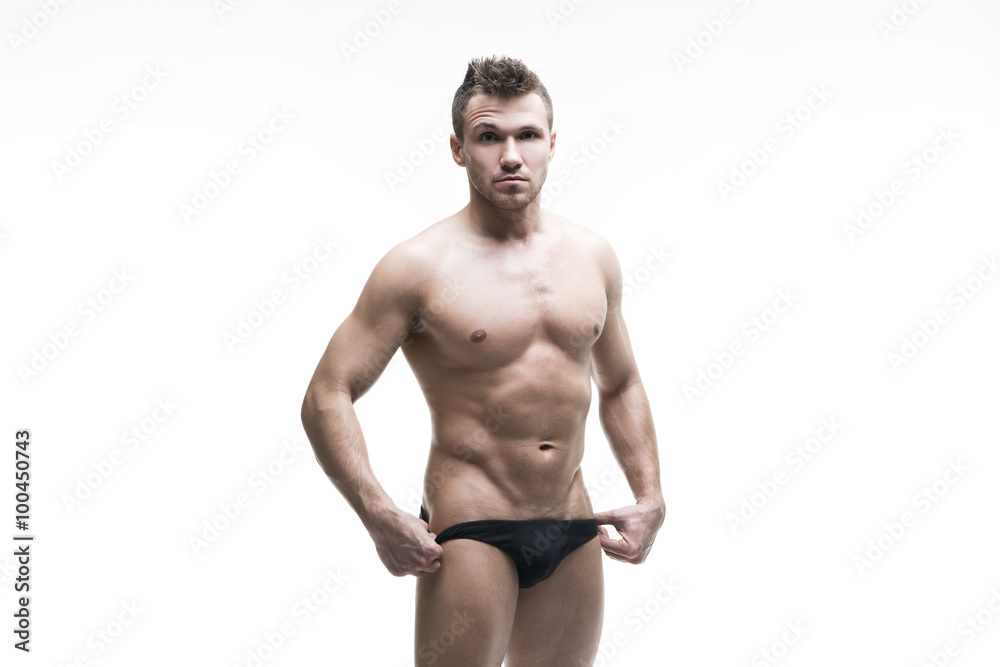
593, 500, 665, 564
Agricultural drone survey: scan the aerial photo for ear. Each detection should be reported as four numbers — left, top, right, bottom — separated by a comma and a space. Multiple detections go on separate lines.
450, 134, 466, 167
548, 129, 557, 161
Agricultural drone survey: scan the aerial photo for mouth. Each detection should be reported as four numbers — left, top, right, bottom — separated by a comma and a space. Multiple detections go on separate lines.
497, 177, 527, 183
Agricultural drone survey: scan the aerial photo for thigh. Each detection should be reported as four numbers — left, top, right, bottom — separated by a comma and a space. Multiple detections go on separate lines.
415, 539, 520, 667
505, 536, 604, 666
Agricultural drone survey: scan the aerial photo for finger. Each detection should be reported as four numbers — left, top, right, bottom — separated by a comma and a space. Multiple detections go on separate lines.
602, 548, 640, 564
598, 533, 626, 555
412, 559, 441, 576
598, 523, 630, 543
600, 529, 640, 559
602, 549, 630, 563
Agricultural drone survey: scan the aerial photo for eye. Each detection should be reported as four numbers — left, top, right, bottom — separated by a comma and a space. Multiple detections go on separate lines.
480, 132, 497, 141
522, 131, 540, 139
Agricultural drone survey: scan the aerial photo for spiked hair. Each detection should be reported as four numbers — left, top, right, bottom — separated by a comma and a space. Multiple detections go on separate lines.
451, 56, 553, 141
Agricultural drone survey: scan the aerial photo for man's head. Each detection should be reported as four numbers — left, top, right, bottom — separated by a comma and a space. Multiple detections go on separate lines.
451, 56, 553, 143
450, 56, 556, 212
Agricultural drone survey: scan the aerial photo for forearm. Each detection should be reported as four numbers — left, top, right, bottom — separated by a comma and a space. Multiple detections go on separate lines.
301, 387, 395, 530
598, 380, 663, 506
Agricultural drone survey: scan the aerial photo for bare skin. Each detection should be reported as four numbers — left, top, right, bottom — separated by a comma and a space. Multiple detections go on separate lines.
301, 92, 664, 666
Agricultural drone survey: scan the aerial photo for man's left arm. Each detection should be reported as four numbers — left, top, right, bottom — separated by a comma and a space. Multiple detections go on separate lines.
589, 235, 665, 564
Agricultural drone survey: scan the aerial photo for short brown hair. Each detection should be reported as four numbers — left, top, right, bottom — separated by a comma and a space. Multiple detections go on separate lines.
451, 56, 553, 141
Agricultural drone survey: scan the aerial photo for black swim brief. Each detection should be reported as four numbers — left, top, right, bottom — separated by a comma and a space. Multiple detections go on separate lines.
419, 505, 599, 588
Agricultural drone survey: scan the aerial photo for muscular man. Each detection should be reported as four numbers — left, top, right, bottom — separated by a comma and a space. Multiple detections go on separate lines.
301, 56, 665, 666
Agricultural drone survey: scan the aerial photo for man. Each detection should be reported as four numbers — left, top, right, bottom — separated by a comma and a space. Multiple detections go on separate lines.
301, 55, 664, 666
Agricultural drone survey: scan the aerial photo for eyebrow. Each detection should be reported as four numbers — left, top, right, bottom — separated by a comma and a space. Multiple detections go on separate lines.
471, 123, 544, 134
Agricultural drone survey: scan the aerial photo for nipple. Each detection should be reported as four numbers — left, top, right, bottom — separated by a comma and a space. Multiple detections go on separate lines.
470, 329, 487, 343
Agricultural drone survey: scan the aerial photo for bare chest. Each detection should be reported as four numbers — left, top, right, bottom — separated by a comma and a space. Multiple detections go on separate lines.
406, 242, 607, 369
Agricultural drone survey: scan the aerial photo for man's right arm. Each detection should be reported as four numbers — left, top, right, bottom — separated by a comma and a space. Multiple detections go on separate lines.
300, 241, 441, 576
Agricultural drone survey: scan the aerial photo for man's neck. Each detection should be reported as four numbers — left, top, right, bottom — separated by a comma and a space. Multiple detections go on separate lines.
463, 193, 544, 243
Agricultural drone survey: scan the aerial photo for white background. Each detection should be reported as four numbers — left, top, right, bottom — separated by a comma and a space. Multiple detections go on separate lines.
2, 0, 999, 665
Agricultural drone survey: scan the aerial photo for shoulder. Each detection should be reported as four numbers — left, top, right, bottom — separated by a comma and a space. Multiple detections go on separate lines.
364, 216, 456, 302
548, 212, 622, 282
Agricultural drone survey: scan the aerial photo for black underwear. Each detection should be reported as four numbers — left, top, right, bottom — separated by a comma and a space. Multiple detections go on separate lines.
419, 505, 599, 588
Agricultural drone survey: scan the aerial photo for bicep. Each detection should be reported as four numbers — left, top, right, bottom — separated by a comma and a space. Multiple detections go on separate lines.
305, 245, 422, 405
590, 236, 640, 397
591, 302, 640, 398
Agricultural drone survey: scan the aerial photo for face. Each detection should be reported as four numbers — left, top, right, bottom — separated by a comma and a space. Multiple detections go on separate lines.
451, 93, 556, 211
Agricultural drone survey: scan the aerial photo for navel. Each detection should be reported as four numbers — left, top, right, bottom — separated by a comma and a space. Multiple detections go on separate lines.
470, 329, 487, 343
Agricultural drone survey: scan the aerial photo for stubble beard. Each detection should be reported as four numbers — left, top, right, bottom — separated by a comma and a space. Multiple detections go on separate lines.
468, 164, 547, 211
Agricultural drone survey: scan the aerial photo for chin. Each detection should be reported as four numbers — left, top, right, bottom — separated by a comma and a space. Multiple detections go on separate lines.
491, 186, 542, 209
490, 194, 535, 210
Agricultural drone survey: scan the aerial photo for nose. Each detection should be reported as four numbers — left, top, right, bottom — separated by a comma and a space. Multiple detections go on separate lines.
500, 136, 522, 168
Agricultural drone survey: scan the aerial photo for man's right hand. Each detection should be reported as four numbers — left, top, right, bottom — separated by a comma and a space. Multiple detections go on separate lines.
367, 509, 444, 577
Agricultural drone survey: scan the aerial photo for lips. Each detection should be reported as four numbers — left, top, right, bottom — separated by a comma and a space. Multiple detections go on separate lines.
497, 177, 526, 182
